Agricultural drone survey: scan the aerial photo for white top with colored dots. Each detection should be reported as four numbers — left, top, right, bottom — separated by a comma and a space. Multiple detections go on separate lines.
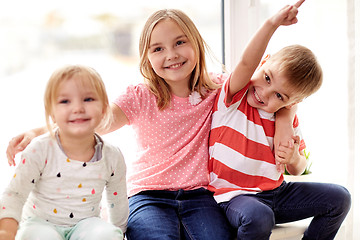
0, 133, 128, 233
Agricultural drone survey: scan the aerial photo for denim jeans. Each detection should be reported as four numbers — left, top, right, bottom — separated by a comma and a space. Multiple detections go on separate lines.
126, 188, 234, 240
220, 181, 351, 240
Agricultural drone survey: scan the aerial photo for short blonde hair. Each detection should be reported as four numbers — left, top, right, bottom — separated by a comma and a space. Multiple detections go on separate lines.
269, 45, 323, 100
44, 65, 112, 135
139, 9, 219, 110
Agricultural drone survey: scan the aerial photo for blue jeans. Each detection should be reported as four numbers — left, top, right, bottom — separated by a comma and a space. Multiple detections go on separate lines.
220, 181, 351, 240
126, 188, 234, 240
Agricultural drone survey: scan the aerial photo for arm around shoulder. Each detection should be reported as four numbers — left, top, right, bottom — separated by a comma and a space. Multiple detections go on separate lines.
96, 103, 129, 135
274, 106, 296, 148
6, 126, 48, 166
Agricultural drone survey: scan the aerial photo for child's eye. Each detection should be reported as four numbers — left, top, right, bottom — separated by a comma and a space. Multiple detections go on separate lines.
276, 93, 283, 101
265, 74, 271, 83
84, 97, 95, 102
59, 99, 69, 104
176, 40, 185, 46
153, 47, 163, 52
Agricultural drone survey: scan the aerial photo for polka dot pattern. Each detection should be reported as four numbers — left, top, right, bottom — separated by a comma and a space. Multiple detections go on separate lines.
0, 134, 128, 231
114, 76, 225, 196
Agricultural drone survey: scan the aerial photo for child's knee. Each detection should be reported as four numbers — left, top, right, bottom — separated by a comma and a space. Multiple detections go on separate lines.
237, 212, 274, 239
81, 226, 123, 240
334, 185, 351, 214
71, 218, 123, 240
16, 224, 63, 240
245, 210, 274, 230
236, 207, 275, 238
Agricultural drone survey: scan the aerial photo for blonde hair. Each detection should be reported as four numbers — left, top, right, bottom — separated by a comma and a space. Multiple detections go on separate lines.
139, 9, 219, 110
44, 65, 112, 135
270, 45, 323, 100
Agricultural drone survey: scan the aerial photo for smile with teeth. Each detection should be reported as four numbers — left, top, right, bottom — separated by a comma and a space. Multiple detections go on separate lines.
254, 88, 264, 104
166, 62, 184, 69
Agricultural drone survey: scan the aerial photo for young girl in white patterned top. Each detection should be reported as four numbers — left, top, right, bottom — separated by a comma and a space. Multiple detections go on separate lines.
0, 65, 128, 240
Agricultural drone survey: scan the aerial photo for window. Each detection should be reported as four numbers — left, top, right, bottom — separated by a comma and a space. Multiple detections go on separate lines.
0, 0, 222, 188
1, 1, 358, 237
225, 0, 349, 184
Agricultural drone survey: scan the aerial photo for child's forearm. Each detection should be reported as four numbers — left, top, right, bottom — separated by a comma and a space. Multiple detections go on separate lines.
6, 126, 48, 165
33, 126, 48, 136
0, 218, 18, 239
230, 19, 279, 97
240, 19, 278, 71
274, 106, 296, 154
276, 105, 297, 124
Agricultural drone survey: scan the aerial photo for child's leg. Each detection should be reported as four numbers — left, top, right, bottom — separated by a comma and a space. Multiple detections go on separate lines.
126, 192, 181, 240
220, 194, 275, 240
67, 217, 123, 240
16, 217, 64, 240
274, 181, 351, 239
126, 189, 233, 240
177, 189, 234, 240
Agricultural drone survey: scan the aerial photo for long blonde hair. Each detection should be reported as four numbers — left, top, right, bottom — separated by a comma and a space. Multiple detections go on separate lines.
139, 9, 219, 110
44, 65, 112, 135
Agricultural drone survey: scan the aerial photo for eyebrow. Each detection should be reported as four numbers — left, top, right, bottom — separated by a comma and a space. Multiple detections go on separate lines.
268, 69, 290, 100
149, 34, 187, 49
268, 69, 274, 81
282, 92, 290, 100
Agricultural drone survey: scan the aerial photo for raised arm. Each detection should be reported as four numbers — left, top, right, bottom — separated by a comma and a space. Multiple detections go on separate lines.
228, 0, 304, 101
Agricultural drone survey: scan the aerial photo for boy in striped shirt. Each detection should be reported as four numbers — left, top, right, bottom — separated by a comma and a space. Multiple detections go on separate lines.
208, 1, 351, 239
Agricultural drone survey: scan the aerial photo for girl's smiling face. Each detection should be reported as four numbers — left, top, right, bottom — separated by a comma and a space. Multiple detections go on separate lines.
147, 18, 196, 97
51, 77, 104, 139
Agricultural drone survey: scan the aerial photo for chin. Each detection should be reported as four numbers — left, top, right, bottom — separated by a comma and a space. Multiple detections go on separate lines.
247, 97, 263, 110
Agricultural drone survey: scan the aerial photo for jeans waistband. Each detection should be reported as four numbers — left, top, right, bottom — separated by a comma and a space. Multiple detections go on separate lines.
136, 187, 212, 200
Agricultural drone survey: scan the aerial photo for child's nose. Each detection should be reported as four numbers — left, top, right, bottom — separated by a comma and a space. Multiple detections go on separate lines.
167, 49, 178, 60
73, 102, 85, 113
262, 88, 272, 100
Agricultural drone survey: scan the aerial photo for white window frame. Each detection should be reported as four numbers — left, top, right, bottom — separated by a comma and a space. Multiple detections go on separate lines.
349, 0, 359, 238
223, 0, 260, 72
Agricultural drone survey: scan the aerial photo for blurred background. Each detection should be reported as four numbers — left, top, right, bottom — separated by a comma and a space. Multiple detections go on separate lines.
0, 0, 358, 238
0, 0, 222, 184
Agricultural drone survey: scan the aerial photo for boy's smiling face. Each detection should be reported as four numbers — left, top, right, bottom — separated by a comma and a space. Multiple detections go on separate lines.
247, 60, 301, 113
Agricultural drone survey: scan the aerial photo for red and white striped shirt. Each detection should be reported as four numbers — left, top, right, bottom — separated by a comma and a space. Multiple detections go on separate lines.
208, 76, 305, 203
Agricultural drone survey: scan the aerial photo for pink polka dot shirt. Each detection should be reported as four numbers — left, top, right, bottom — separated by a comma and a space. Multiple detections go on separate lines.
114, 77, 223, 197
